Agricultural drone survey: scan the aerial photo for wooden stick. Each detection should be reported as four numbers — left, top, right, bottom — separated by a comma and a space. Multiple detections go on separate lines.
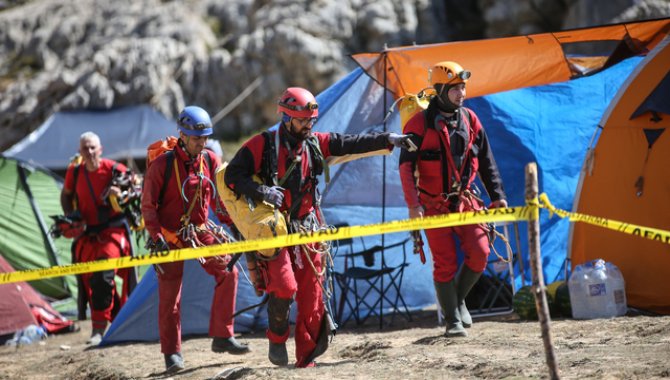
525, 163, 560, 380
514, 222, 526, 287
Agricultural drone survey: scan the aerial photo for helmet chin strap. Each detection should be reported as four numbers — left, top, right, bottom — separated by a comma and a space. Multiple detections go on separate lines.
179, 135, 199, 159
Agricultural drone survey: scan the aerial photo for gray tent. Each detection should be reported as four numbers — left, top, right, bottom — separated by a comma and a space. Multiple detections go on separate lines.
4, 105, 223, 170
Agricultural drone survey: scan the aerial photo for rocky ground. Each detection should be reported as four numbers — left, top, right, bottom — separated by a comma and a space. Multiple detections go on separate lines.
1, 309, 669, 380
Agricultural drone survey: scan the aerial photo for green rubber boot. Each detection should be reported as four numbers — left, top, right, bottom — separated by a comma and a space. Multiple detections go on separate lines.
456, 265, 482, 328
434, 281, 467, 337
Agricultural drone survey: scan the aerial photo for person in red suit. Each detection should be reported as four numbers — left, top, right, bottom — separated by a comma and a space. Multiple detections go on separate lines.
141, 106, 250, 374
60, 132, 137, 345
399, 61, 508, 337
225, 87, 416, 368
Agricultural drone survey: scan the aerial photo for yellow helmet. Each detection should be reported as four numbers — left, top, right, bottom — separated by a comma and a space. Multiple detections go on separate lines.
429, 61, 471, 86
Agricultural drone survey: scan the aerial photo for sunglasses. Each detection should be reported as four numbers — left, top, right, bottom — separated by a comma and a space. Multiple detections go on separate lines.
294, 117, 318, 126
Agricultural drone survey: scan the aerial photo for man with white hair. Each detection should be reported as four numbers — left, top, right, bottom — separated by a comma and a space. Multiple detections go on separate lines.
60, 131, 137, 345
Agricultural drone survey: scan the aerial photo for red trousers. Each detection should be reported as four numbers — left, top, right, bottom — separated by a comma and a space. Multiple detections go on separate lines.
424, 207, 490, 282
157, 232, 238, 355
75, 227, 131, 330
264, 245, 324, 367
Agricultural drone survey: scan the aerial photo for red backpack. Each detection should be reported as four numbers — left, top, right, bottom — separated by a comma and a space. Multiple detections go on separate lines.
146, 136, 178, 169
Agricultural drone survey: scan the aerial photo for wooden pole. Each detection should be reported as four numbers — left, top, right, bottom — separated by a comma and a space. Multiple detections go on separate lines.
525, 163, 560, 380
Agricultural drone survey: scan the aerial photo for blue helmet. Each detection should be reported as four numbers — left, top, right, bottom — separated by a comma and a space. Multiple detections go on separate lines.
177, 106, 213, 136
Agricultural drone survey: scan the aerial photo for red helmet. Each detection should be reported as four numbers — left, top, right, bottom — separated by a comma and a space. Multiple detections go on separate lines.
277, 87, 319, 118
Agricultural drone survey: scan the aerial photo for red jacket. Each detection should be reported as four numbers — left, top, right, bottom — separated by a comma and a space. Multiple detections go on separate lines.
225, 126, 392, 220
399, 102, 506, 208
141, 143, 228, 239
64, 158, 126, 226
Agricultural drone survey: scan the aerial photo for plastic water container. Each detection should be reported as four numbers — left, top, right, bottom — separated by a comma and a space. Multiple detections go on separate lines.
4, 324, 47, 346
568, 259, 627, 319
606, 261, 628, 316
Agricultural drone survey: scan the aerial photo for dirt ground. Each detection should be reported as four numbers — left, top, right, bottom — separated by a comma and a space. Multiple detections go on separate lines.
1, 309, 669, 380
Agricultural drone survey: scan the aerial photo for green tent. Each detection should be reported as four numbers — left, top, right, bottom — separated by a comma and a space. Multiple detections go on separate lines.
0, 155, 76, 300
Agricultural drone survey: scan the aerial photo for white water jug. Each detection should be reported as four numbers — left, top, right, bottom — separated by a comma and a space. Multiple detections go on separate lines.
568, 259, 626, 319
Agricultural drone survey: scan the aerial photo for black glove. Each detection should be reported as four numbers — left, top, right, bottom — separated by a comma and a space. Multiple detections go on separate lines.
146, 233, 169, 253
388, 133, 418, 152
262, 186, 285, 208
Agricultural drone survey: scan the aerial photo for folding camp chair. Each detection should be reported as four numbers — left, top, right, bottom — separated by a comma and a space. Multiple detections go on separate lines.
332, 223, 413, 329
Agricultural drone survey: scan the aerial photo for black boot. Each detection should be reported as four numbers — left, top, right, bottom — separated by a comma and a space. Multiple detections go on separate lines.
456, 266, 482, 328
211, 336, 251, 354
267, 294, 291, 366
434, 281, 467, 337
301, 310, 333, 366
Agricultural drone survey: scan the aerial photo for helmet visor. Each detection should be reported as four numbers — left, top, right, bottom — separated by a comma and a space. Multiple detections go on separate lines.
178, 120, 212, 136
277, 100, 319, 112
178, 120, 211, 131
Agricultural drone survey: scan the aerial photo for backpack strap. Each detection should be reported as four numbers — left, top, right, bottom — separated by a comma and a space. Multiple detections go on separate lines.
158, 150, 175, 206
72, 164, 81, 211
306, 135, 328, 184
202, 149, 213, 175
458, 107, 480, 189
260, 131, 277, 186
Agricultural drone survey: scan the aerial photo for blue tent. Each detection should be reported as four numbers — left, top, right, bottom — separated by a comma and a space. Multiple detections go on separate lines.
100, 56, 640, 345
318, 56, 642, 313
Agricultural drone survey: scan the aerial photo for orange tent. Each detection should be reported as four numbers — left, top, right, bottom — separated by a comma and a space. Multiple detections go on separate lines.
352, 18, 670, 315
570, 35, 670, 314
352, 18, 670, 99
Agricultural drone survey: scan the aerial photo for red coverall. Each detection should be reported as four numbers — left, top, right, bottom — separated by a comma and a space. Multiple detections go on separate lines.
64, 158, 133, 330
225, 126, 392, 367
399, 104, 506, 282
141, 144, 238, 355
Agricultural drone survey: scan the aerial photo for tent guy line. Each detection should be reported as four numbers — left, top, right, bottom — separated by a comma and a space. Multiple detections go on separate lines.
1, 193, 668, 285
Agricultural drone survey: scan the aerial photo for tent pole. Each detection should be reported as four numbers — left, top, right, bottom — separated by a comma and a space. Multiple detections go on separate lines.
16, 164, 70, 295
379, 50, 388, 330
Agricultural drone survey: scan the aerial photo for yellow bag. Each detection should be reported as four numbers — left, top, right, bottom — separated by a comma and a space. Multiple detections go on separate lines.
215, 163, 287, 257
398, 89, 435, 133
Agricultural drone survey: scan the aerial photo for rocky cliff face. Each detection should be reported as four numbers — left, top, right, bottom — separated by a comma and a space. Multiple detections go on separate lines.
0, 0, 667, 151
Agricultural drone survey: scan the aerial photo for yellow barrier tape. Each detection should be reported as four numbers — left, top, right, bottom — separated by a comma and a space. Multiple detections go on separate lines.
0, 205, 531, 285
4, 193, 668, 286
539, 193, 670, 245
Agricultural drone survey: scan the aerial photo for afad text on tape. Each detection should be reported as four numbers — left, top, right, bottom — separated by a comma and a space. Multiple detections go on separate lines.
539, 193, 670, 245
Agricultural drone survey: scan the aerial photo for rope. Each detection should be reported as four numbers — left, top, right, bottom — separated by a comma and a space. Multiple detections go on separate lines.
485, 223, 513, 263
294, 222, 333, 299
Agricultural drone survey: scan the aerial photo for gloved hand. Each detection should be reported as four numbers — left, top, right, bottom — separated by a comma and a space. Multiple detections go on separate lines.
388, 133, 418, 152
146, 233, 169, 253
262, 186, 285, 208
65, 210, 82, 222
